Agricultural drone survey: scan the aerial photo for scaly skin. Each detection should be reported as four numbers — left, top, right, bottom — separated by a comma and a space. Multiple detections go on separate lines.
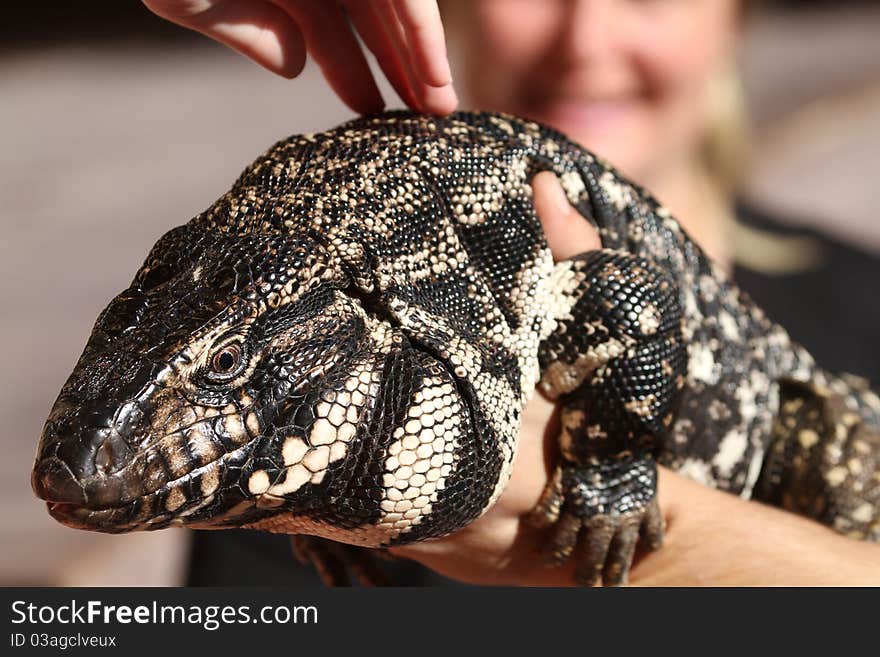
32, 111, 880, 585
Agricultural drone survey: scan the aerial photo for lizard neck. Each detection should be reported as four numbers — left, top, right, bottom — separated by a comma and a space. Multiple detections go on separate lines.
643, 159, 735, 273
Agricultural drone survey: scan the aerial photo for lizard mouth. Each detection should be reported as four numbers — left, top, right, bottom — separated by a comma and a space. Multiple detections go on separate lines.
45, 501, 95, 525
38, 474, 212, 533
38, 445, 262, 533
43, 492, 213, 534
34, 454, 189, 533
43, 496, 157, 533
43, 500, 121, 532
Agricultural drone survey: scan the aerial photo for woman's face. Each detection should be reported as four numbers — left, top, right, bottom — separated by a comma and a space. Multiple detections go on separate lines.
456, 0, 740, 183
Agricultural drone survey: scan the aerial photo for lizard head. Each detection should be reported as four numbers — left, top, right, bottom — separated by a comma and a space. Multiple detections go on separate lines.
31, 221, 396, 536
32, 122, 505, 548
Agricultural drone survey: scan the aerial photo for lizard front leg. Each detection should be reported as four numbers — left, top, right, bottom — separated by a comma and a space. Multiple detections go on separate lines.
529, 250, 687, 586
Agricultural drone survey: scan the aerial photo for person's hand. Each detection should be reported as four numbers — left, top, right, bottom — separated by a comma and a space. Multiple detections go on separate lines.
143, 0, 457, 115
390, 172, 880, 586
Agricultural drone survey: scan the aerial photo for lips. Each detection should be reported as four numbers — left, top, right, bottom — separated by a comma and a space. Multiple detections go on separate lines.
525, 96, 641, 135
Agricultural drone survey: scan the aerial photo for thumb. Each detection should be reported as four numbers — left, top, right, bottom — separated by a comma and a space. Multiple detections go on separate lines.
531, 171, 601, 261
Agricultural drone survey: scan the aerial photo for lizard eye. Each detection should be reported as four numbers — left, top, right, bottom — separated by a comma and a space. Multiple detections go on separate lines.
205, 341, 246, 383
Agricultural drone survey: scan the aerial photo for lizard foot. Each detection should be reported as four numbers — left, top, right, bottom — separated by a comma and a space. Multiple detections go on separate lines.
290, 535, 393, 586
525, 458, 664, 586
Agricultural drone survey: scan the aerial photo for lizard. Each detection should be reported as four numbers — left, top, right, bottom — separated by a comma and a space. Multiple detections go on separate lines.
31, 111, 880, 586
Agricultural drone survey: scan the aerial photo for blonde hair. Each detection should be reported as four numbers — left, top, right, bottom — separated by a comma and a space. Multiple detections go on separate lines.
701, 62, 751, 194
702, 0, 761, 193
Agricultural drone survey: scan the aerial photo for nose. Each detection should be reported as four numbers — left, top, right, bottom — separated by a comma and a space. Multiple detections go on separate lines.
33, 408, 136, 508
556, 0, 603, 60
31, 457, 87, 504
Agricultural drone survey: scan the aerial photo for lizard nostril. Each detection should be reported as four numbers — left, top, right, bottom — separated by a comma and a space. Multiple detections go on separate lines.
92, 431, 132, 477
94, 439, 113, 475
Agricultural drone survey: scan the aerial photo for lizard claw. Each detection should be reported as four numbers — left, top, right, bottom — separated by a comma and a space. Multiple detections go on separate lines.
290, 535, 393, 587
526, 461, 664, 586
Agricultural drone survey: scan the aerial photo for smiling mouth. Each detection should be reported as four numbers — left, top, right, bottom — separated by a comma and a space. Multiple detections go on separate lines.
528, 97, 640, 127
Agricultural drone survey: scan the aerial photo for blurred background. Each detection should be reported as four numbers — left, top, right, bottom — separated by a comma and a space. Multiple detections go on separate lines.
2, 0, 879, 585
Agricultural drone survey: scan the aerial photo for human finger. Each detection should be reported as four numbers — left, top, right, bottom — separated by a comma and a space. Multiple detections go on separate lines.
145, 0, 308, 78
343, 0, 421, 111
391, 0, 453, 87
275, 0, 385, 113
373, 0, 457, 114
531, 171, 601, 261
